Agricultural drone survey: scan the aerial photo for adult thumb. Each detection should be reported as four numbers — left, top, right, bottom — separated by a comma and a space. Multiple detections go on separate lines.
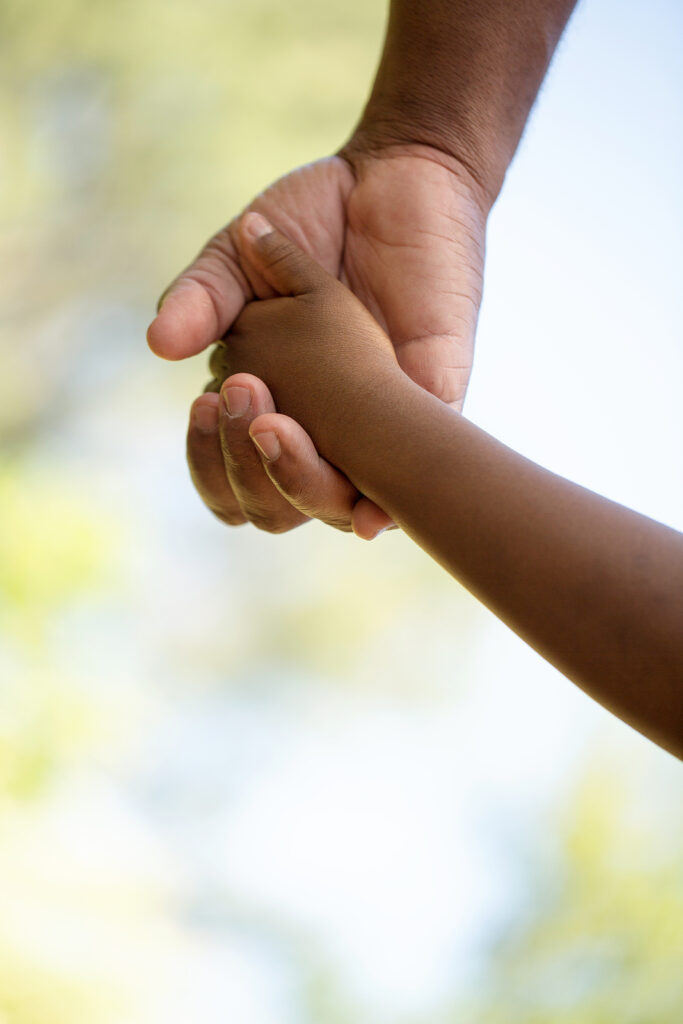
239, 212, 331, 297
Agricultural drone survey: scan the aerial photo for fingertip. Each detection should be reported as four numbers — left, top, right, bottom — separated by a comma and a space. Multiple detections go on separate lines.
192, 391, 221, 410
353, 522, 394, 541
351, 498, 395, 540
352, 520, 384, 541
146, 280, 220, 360
190, 391, 220, 428
146, 314, 174, 359
352, 524, 372, 541
146, 308, 195, 361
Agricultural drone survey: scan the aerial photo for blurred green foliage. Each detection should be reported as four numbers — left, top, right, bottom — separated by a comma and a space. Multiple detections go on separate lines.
465, 766, 683, 1024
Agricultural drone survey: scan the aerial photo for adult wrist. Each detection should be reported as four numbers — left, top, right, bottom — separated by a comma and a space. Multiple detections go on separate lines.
338, 0, 577, 210
341, 108, 501, 213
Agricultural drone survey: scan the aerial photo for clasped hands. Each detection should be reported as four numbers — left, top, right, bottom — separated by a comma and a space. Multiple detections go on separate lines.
147, 147, 488, 538
198, 210, 404, 537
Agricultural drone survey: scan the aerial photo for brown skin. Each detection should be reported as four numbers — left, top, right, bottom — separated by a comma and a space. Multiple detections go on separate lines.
349, 0, 578, 201
184, 151, 486, 538
210, 213, 683, 760
149, 0, 578, 536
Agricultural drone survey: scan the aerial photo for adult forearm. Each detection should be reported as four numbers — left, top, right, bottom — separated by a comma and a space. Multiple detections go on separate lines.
347, 0, 578, 203
332, 374, 683, 758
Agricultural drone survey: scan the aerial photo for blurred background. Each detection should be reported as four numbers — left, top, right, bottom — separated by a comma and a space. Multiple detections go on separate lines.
1, 0, 682, 1020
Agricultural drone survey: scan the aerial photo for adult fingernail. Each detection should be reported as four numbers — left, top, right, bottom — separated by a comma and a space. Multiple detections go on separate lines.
223, 386, 251, 418
243, 212, 273, 240
251, 430, 281, 462
193, 402, 218, 433
372, 523, 398, 539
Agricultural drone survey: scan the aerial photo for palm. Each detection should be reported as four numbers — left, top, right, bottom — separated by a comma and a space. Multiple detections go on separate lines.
242, 151, 486, 410
341, 149, 486, 410
159, 148, 486, 412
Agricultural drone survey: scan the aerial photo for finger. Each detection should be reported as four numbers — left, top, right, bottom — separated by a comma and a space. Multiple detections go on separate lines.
395, 339, 471, 412
147, 225, 251, 361
239, 212, 335, 297
248, 412, 361, 532
187, 393, 247, 526
351, 497, 396, 541
218, 374, 309, 533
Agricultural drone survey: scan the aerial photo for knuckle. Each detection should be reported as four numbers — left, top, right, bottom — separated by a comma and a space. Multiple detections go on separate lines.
219, 432, 254, 473
199, 235, 243, 283
265, 237, 296, 267
278, 478, 351, 531
241, 495, 302, 534
275, 474, 309, 508
221, 445, 252, 480
324, 515, 353, 533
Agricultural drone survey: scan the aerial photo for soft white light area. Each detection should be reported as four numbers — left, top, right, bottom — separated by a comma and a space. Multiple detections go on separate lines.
469, 0, 683, 530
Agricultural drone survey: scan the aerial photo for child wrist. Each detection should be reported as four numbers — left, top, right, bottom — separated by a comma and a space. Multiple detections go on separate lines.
318, 363, 410, 475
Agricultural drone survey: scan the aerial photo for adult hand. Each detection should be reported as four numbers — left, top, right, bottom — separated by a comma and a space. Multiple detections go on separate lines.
147, 144, 488, 537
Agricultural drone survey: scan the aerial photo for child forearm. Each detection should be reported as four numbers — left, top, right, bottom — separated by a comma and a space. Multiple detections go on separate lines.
213, 217, 682, 757
333, 373, 683, 758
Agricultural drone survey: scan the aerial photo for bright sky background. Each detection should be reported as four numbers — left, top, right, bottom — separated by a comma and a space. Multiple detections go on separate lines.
471, 0, 683, 532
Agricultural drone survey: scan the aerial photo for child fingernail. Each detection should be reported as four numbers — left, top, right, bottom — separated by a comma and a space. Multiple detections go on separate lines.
193, 402, 217, 433
251, 431, 281, 462
243, 212, 273, 240
223, 386, 251, 418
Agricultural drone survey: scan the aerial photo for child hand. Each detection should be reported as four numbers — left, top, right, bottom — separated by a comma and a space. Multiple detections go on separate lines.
206, 212, 401, 468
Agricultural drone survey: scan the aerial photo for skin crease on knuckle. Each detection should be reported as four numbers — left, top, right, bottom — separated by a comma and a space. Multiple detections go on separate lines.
215, 434, 305, 531
268, 456, 354, 532
218, 435, 255, 479
280, 482, 352, 532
